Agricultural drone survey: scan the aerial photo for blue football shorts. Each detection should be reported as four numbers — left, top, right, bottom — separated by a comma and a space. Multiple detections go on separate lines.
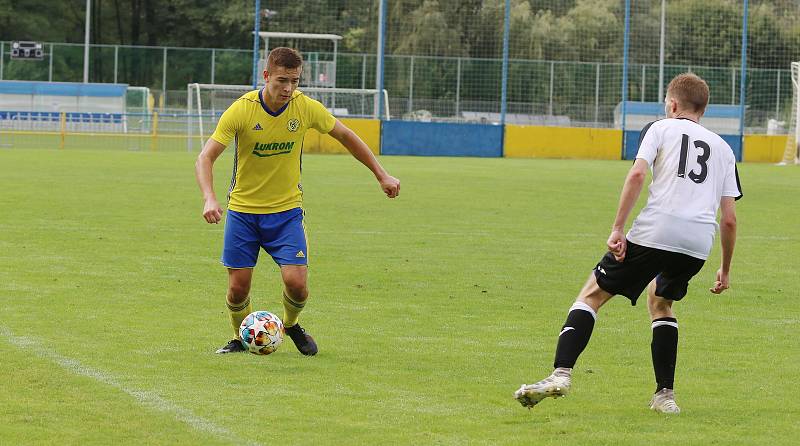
221, 207, 308, 268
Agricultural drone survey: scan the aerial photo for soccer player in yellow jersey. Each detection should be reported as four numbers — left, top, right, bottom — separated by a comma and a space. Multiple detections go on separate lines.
195, 47, 400, 355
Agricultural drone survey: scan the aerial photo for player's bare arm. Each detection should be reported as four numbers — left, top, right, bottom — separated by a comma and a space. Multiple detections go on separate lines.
328, 120, 400, 198
711, 196, 737, 294
194, 137, 227, 224
607, 158, 648, 261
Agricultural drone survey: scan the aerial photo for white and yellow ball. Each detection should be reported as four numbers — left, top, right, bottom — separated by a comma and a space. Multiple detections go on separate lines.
239, 311, 284, 355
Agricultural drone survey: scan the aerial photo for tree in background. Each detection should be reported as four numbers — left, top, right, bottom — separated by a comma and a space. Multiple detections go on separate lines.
2, 0, 800, 116
3, 0, 800, 67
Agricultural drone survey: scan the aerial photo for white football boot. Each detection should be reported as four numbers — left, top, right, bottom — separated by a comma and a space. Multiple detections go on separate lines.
514, 370, 571, 408
649, 388, 681, 414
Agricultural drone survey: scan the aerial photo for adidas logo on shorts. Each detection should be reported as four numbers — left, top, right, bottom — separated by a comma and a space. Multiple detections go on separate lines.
296, 251, 305, 258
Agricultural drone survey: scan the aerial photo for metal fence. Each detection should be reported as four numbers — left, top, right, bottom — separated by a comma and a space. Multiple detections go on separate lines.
1, 0, 799, 134
2, 42, 793, 132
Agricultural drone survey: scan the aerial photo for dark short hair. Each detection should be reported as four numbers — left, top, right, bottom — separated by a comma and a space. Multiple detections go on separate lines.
667, 73, 709, 113
267, 47, 303, 71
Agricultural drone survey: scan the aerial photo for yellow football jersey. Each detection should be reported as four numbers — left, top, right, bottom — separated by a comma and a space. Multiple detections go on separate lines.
209, 89, 336, 214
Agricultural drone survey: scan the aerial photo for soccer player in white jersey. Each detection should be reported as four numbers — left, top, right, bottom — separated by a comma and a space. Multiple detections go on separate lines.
514, 73, 741, 414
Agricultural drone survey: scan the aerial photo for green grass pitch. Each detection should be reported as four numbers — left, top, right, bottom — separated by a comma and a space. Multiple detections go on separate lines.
0, 149, 798, 445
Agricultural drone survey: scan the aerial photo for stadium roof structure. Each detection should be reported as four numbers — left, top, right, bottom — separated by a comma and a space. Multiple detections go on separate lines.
256, 32, 344, 88
258, 32, 343, 56
258, 32, 343, 58
258, 32, 343, 42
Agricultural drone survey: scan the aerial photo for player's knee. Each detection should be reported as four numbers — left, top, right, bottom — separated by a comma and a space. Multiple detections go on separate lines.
283, 279, 308, 301
648, 295, 672, 317
577, 286, 611, 312
285, 285, 308, 301
228, 282, 251, 300
578, 295, 604, 314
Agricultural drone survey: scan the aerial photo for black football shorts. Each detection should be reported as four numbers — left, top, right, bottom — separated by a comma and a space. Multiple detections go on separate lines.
593, 240, 705, 305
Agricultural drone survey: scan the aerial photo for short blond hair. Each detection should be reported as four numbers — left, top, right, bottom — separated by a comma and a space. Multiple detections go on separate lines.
667, 73, 709, 113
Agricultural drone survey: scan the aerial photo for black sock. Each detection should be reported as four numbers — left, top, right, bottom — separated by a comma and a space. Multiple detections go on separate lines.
651, 317, 678, 392
553, 302, 597, 369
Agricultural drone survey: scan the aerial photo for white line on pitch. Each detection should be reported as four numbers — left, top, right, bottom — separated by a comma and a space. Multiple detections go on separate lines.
0, 326, 263, 446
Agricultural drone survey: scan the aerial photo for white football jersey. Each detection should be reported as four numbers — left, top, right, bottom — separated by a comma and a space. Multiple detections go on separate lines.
627, 118, 742, 260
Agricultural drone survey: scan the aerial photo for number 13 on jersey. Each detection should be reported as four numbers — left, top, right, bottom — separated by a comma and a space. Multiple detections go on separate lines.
677, 133, 710, 184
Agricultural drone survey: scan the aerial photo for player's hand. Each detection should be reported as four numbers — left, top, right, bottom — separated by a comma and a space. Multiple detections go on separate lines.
607, 229, 627, 261
709, 269, 730, 294
379, 175, 400, 198
202, 197, 223, 224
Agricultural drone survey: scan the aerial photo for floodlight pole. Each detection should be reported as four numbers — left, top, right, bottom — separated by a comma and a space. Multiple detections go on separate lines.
376, 0, 387, 120
500, 0, 510, 126
252, 0, 262, 89
83, 0, 91, 83
658, 0, 666, 103
738, 0, 749, 157
621, 0, 631, 158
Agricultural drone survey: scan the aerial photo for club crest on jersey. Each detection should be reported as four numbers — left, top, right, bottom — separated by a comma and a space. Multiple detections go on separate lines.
252, 123, 263, 131
287, 118, 300, 132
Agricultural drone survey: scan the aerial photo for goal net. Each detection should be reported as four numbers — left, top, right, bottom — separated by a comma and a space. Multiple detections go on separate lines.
779, 62, 800, 165
186, 83, 389, 151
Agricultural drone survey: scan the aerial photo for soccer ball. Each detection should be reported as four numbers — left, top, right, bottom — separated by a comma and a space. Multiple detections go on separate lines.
239, 311, 284, 355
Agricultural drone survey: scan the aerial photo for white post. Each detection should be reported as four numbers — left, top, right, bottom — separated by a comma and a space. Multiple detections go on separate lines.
641, 64, 646, 102
361, 54, 367, 114
795, 67, 800, 156
361, 54, 367, 89
548, 61, 554, 116
332, 39, 338, 87
113, 45, 118, 83
595, 62, 600, 125
83, 0, 91, 83
196, 83, 204, 144
408, 56, 414, 114
732, 68, 736, 105
187, 83, 193, 152
383, 89, 390, 120
456, 57, 461, 118
162, 47, 168, 109
0, 41, 4, 80
211, 48, 216, 84
331, 41, 337, 110
776, 69, 781, 118
49, 43, 54, 82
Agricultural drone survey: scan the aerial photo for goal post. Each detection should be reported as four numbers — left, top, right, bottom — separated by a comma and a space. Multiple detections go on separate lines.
779, 62, 800, 165
186, 83, 389, 151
